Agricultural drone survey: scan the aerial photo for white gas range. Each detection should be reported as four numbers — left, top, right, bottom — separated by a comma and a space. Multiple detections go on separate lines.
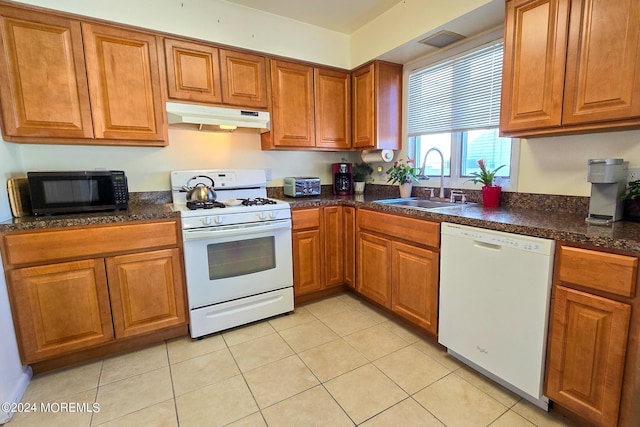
171, 169, 293, 338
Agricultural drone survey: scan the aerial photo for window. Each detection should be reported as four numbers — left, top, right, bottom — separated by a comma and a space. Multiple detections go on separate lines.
406, 35, 518, 190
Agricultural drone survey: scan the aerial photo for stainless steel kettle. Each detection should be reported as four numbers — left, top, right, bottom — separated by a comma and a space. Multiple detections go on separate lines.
183, 175, 216, 203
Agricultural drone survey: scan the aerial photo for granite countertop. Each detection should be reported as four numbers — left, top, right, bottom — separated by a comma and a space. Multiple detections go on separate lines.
3, 191, 640, 253
0, 202, 178, 232
285, 194, 640, 253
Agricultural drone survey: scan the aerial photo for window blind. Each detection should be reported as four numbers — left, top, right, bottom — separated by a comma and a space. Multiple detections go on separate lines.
407, 41, 504, 136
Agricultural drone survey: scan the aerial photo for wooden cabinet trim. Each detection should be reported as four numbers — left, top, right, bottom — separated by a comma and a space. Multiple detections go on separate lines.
357, 209, 440, 248
3, 220, 180, 266
291, 208, 322, 230
558, 245, 637, 297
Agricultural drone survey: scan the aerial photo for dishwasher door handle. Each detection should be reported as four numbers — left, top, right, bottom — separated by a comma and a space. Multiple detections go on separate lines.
473, 240, 502, 251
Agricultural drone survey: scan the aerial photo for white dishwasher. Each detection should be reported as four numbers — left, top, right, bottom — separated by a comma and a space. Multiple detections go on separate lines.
439, 222, 554, 410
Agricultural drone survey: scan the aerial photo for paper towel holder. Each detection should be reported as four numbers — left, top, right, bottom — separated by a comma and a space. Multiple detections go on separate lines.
361, 149, 395, 163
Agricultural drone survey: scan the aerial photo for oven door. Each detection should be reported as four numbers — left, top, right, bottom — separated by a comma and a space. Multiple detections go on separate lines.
182, 219, 293, 308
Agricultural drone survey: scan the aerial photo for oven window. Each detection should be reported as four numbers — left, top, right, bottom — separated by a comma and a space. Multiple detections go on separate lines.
207, 236, 276, 280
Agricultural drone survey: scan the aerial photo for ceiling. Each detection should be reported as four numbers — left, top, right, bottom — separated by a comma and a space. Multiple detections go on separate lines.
224, 0, 403, 34
224, 0, 505, 64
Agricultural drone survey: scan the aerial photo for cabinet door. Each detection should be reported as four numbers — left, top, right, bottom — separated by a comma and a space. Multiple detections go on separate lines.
106, 248, 187, 338
546, 286, 631, 427
270, 59, 315, 147
500, 0, 569, 133
343, 206, 356, 288
0, 7, 93, 139
323, 206, 344, 287
562, 0, 640, 125
315, 67, 351, 149
357, 231, 391, 307
164, 38, 222, 104
7, 259, 113, 363
82, 23, 166, 142
391, 242, 439, 335
292, 229, 323, 296
220, 49, 268, 109
352, 63, 375, 149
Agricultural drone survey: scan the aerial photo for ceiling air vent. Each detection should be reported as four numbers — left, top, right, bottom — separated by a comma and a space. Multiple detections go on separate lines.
419, 30, 466, 48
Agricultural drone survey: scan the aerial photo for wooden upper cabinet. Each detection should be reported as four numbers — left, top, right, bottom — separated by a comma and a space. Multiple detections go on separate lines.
164, 38, 222, 104
219, 49, 268, 109
82, 23, 166, 143
315, 67, 351, 149
501, 0, 640, 137
268, 59, 315, 147
0, 7, 93, 139
562, 0, 640, 125
352, 61, 402, 150
500, 0, 569, 133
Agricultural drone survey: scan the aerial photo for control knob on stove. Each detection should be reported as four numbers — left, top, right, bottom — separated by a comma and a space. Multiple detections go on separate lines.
214, 216, 223, 224
268, 211, 276, 219
202, 217, 212, 226
258, 212, 267, 220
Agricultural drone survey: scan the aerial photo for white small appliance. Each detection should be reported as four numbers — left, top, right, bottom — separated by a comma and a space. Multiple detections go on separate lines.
586, 158, 627, 225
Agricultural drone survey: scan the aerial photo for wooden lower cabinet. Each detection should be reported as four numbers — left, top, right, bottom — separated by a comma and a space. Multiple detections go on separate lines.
106, 248, 187, 338
343, 206, 356, 288
1, 219, 187, 365
7, 259, 114, 363
291, 206, 344, 297
356, 209, 440, 335
292, 228, 322, 296
357, 231, 392, 307
546, 286, 631, 427
391, 241, 439, 333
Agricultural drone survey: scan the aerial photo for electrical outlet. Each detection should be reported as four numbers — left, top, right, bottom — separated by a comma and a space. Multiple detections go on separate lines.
264, 168, 272, 181
628, 167, 640, 182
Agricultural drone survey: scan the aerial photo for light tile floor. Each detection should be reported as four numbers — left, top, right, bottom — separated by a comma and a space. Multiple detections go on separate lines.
4, 293, 580, 426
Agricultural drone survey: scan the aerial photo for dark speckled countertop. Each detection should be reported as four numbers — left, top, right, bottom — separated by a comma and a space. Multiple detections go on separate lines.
2, 189, 640, 253
284, 193, 640, 253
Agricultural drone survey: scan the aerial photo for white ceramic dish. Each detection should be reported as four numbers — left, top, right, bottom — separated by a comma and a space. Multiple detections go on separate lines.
222, 199, 243, 207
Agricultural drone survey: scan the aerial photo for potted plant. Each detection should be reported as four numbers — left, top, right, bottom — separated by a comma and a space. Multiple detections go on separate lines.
467, 159, 506, 207
386, 158, 419, 198
352, 161, 373, 194
619, 180, 640, 220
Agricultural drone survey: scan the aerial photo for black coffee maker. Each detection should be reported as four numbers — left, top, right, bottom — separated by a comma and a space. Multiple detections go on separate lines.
332, 163, 353, 195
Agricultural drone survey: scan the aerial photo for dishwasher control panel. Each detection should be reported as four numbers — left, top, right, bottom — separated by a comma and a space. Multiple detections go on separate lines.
441, 223, 553, 255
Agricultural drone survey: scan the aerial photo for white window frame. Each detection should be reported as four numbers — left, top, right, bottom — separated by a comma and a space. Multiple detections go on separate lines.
402, 28, 520, 192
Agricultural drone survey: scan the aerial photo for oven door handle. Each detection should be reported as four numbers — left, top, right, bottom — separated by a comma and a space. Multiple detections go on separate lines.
183, 219, 292, 241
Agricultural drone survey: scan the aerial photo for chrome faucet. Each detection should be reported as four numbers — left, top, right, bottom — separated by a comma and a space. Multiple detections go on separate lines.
418, 147, 445, 199
450, 190, 466, 203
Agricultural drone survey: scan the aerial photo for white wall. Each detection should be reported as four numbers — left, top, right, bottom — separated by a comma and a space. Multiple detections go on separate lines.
16, 130, 355, 191
518, 130, 640, 196
14, 0, 351, 68
0, 139, 31, 424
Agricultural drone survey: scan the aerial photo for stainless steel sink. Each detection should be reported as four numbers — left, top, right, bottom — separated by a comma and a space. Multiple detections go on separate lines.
373, 197, 474, 210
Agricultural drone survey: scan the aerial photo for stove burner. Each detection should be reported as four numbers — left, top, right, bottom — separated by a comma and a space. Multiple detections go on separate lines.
186, 200, 226, 210
240, 197, 277, 206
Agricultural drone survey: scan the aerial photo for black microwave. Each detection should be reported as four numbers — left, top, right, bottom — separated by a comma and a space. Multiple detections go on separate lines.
27, 170, 129, 215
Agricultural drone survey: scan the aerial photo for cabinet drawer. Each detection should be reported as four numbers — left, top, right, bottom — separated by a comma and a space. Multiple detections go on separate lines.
558, 246, 637, 297
357, 209, 440, 248
3, 220, 180, 266
292, 208, 321, 230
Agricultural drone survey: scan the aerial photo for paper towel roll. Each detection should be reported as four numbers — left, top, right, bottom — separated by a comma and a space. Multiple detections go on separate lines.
361, 149, 394, 163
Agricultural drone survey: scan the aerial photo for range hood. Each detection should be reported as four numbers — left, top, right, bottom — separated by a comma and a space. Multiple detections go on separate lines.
166, 102, 270, 133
